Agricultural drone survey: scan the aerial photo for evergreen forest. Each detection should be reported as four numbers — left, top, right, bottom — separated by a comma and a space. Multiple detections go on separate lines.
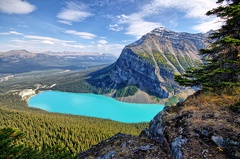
0, 94, 148, 158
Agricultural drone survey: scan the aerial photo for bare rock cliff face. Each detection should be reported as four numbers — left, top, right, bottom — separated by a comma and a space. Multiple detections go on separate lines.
91, 28, 211, 100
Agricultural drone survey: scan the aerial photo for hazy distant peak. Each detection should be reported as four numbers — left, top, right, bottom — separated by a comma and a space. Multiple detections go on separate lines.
7, 49, 31, 54
0, 49, 34, 57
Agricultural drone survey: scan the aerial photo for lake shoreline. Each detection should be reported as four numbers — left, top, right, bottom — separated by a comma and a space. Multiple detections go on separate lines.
28, 91, 164, 123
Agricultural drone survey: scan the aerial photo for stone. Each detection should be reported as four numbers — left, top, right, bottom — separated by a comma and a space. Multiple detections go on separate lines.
139, 128, 150, 137
171, 135, 187, 159
148, 111, 165, 145
201, 129, 209, 137
138, 144, 154, 151
211, 135, 224, 148
98, 151, 117, 159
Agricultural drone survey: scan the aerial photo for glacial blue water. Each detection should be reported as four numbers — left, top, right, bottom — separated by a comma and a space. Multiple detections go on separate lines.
28, 91, 164, 123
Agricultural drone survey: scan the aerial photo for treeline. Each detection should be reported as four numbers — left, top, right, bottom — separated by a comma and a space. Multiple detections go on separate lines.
0, 94, 148, 156
50, 79, 111, 94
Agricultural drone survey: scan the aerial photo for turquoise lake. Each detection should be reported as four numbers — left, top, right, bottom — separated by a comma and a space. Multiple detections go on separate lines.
28, 91, 164, 123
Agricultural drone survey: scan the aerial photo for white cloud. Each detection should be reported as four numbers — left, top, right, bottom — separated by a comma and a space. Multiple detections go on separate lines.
117, 14, 162, 39
57, 2, 93, 23
0, 31, 24, 35
57, 20, 72, 25
122, 40, 129, 43
65, 30, 97, 39
0, 30, 99, 52
58, 10, 92, 22
94, 43, 124, 56
193, 17, 224, 32
17, 24, 29, 28
117, 14, 129, 23
22, 35, 75, 47
98, 40, 108, 45
114, 0, 219, 38
126, 21, 161, 38
107, 24, 123, 32
24, 35, 74, 43
0, 0, 36, 14
141, 0, 222, 32
42, 40, 54, 45
11, 39, 24, 43
142, 0, 217, 19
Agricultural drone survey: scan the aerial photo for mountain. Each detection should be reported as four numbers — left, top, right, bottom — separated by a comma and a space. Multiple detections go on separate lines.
90, 27, 211, 103
0, 50, 117, 73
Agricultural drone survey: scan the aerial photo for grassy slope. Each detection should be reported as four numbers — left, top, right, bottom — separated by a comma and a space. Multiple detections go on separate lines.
161, 90, 240, 158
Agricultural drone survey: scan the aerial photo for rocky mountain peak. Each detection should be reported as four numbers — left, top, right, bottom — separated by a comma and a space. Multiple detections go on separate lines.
90, 28, 211, 104
152, 27, 171, 32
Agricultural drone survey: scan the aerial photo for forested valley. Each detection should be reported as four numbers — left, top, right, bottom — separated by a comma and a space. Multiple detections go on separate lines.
0, 93, 148, 158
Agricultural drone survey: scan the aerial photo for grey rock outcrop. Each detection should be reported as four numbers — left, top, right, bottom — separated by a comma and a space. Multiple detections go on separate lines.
142, 106, 187, 159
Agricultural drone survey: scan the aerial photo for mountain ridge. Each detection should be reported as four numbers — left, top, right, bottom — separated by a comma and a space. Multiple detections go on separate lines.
0, 49, 115, 57
90, 27, 211, 104
0, 50, 117, 73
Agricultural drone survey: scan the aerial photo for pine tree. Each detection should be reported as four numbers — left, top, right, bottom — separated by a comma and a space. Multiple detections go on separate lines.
0, 128, 25, 159
175, 0, 240, 92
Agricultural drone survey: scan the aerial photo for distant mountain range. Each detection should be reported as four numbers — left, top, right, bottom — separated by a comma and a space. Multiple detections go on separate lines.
0, 50, 117, 73
90, 27, 212, 103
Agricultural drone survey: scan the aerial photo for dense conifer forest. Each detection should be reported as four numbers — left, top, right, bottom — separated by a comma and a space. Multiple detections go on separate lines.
0, 94, 148, 157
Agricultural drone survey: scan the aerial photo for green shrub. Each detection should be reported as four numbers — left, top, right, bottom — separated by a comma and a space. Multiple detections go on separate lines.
153, 51, 172, 71
177, 55, 190, 70
114, 86, 139, 97
165, 53, 184, 73
138, 52, 155, 65
153, 51, 167, 64
165, 96, 178, 106
184, 55, 194, 67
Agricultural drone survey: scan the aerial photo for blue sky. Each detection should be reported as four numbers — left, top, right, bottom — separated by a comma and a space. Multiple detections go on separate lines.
0, 0, 222, 56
